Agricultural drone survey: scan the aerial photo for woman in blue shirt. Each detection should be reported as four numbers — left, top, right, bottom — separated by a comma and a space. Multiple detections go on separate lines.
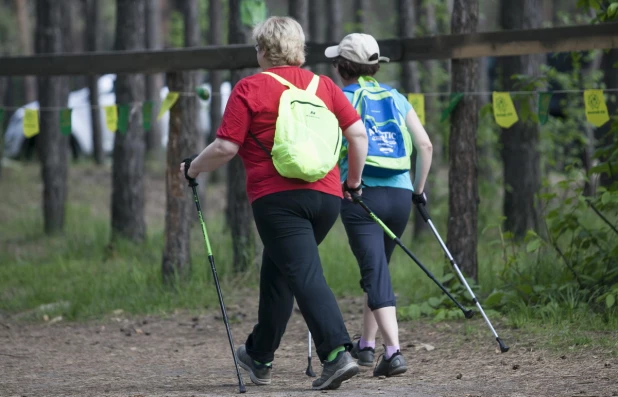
325, 33, 433, 378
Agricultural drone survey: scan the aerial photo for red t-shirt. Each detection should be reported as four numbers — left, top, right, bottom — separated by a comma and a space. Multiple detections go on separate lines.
216, 66, 361, 204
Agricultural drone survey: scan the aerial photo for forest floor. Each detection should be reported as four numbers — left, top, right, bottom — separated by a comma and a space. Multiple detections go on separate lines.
2, 294, 617, 397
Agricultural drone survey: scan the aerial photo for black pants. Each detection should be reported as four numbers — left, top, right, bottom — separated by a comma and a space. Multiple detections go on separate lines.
340, 187, 412, 310
245, 190, 352, 363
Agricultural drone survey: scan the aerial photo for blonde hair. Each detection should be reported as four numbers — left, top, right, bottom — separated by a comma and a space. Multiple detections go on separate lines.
252, 16, 306, 66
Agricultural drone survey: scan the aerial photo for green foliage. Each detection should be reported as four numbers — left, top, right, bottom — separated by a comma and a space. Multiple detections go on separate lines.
577, 0, 618, 22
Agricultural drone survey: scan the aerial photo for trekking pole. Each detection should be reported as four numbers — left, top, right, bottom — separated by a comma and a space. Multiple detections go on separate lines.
183, 157, 247, 393
413, 200, 510, 353
306, 331, 316, 377
349, 192, 474, 319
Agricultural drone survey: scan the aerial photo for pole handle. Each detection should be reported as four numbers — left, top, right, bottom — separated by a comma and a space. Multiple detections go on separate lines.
416, 203, 430, 223
183, 155, 199, 187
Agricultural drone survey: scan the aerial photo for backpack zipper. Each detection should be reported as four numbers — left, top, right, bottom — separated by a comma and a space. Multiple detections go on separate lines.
290, 100, 325, 108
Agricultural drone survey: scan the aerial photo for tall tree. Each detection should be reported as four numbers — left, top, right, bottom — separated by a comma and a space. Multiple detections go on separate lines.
354, 0, 369, 31
497, 0, 543, 238
207, 0, 225, 183
447, 0, 480, 281
226, 0, 256, 272
399, 0, 425, 237
35, 0, 68, 234
144, 0, 163, 155
0, 74, 7, 180
327, 0, 343, 85
309, 0, 328, 76
111, 0, 147, 242
162, 0, 201, 284
598, 48, 618, 188
84, 0, 104, 165
289, 0, 309, 36
14, 0, 36, 103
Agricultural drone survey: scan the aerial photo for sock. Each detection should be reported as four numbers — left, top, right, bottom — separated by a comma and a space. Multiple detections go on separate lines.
385, 345, 400, 360
359, 336, 375, 350
253, 360, 272, 367
326, 346, 346, 362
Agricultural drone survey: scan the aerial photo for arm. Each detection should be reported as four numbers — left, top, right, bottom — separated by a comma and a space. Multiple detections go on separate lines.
342, 119, 368, 189
184, 138, 240, 178
406, 108, 433, 193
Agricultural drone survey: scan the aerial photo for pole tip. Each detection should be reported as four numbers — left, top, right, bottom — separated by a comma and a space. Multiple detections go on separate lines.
306, 357, 316, 377
239, 384, 246, 393
464, 309, 474, 319
497, 337, 509, 353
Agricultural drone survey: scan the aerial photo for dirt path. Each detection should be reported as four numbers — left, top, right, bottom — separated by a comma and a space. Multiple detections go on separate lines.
1, 295, 617, 397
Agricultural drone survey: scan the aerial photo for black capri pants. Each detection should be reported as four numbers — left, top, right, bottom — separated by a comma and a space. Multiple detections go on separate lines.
245, 189, 352, 364
340, 187, 412, 310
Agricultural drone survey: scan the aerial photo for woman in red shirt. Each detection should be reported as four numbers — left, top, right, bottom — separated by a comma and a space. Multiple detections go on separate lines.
181, 16, 368, 390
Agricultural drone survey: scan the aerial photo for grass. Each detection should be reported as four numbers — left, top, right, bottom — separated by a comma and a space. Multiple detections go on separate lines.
1, 160, 617, 354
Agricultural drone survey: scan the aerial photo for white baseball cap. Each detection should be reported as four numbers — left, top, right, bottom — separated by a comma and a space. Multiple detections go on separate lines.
324, 33, 390, 65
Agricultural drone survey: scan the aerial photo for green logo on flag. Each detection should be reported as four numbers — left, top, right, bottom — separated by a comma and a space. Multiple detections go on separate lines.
118, 104, 130, 135
60, 109, 72, 136
440, 92, 464, 122
538, 92, 552, 126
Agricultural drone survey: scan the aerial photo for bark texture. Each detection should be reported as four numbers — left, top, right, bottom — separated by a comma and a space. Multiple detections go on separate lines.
327, 0, 343, 85
162, 71, 199, 282
36, 0, 69, 235
84, 0, 104, 165
447, 0, 480, 281
145, 0, 163, 154
497, 0, 543, 238
161, 0, 201, 283
111, 0, 147, 242
226, 0, 256, 273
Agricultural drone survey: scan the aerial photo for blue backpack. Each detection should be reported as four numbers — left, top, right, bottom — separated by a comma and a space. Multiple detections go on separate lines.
342, 76, 412, 177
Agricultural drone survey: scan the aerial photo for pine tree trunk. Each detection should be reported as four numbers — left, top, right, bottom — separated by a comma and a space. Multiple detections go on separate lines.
15, 0, 36, 104
111, 0, 147, 243
598, 49, 618, 187
289, 0, 309, 37
0, 75, 7, 180
36, 0, 69, 235
208, 0, 225, 183
161, 0, 201, 283
498, 0, 543, 239
309, 0, 328, 76
145, 0, 163, 155
447, 0, 479, 282
162, 70, 198, 283
354, 0, 369, 31
226, 0, 256, 273
399, 0, 425, 237
85, 0, 104, 165
327, 0, 343, 85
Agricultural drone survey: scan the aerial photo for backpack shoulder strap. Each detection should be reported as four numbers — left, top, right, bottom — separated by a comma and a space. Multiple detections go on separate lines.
358, 76, 380, 88
342, 83, 361, 93
261, 71, 296, 89
305, 74, 320, 95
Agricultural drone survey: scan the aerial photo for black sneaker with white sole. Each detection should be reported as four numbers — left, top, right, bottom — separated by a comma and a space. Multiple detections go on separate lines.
373, 350, 407, 377
350, 340, 375, 367
312, 350, 360, 390
235, 344, 272, 385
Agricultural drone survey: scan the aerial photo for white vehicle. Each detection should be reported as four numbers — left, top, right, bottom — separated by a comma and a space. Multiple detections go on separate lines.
3, 74, 232, 159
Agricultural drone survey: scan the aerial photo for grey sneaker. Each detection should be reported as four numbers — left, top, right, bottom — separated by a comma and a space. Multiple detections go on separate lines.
312, 350, 360, 390
350, 341, 375, 367
373, 349, 407, 377
235, 344, 272, 385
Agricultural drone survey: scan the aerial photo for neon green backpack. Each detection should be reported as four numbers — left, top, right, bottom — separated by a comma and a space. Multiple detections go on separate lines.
249, 72, 343, 182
